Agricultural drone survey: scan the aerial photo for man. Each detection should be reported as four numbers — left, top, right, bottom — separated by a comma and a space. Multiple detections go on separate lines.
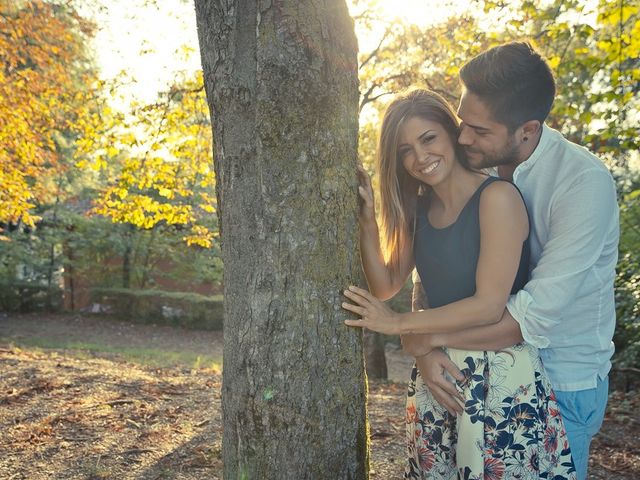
403, 41, 619, 480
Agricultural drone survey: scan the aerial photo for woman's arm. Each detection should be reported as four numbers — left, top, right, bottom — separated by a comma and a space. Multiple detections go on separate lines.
401, 276, 432, 354
404, 309, 524, 358
433, 309, 524, 350
356, 163, 414, 300
403, 280, 522, 355
344, 181, 528, 335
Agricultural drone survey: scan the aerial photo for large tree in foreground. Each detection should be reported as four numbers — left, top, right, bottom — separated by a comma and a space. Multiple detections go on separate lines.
194, 1, 368, 478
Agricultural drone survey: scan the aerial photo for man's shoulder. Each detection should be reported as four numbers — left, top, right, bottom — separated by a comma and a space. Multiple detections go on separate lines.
545, 127, 610, 174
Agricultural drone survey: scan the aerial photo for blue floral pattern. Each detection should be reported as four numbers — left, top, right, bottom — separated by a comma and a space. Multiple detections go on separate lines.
405, 343, 576, 479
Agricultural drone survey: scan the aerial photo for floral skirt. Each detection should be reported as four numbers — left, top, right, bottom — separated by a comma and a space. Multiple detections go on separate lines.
404, 343, 576, 479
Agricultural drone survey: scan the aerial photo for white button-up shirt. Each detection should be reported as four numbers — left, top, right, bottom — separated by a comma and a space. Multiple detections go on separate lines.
506, 124, 619, 392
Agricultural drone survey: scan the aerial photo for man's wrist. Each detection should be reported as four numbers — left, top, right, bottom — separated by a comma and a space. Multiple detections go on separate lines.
414, 335, 445, 358
430, 333, 445, 349
397, 312, 412, 335
415, 344, 440, 359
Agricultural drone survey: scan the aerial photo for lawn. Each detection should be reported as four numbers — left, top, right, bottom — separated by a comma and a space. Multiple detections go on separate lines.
0, 313, 637, 479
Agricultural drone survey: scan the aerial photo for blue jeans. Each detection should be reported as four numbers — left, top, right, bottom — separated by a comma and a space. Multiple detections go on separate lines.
555, 376, 609, 480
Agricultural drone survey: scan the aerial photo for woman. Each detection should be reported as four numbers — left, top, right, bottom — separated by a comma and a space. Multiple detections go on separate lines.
342, 90, 576, 479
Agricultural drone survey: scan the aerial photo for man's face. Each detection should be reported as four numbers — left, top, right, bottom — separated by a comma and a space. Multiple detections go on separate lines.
457, 89, 519, 170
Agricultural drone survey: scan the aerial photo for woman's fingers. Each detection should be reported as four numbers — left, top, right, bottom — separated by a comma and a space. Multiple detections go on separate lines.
428, 384, 464, 416
358, 186, 372, 204
356, 164, 375, 221
343, 287, 371, 306
356, 164, 373, 189
344, 319, 365, 328
425, 371, 464, 413
356, 164, 368, 182
416, 350, 465, 414
441, 357, 465, 384
341, 301, 366, 316
342, 290, 369, 324
438, 375, 465, 404
347, 285, 374, 301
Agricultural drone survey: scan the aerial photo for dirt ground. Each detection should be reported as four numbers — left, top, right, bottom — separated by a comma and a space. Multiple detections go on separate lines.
0, 313, 638, 479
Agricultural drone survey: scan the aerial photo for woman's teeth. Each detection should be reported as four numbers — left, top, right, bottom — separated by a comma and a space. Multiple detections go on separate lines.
421, 160, 439, 174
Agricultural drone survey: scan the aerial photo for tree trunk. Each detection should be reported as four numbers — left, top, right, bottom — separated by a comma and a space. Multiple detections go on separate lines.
364, 331, 387, 379
121, 224, 134, 289
46, 198, 60, 311
194, 1, 368, 478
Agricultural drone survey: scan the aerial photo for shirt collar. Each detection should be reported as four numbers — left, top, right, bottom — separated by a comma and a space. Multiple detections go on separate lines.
514, 123, 551, 175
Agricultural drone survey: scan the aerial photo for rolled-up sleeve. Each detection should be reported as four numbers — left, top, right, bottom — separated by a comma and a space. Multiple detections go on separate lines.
506, 290, 550, 347
507, 169, 618, 348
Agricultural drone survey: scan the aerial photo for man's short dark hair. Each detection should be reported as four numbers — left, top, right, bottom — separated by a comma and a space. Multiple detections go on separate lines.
459, 41, 556, 132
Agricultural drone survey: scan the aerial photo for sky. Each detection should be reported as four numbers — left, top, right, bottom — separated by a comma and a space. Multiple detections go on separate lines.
82, 0, 201, 106
84, 0, 473, 108
84, 0, 599, 111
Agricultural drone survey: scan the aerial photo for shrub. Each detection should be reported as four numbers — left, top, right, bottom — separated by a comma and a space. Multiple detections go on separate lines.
90, 287, 223, 330
0, 282, 63, 312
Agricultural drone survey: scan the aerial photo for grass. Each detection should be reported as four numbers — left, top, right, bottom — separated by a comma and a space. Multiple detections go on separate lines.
0, 336, 222, 371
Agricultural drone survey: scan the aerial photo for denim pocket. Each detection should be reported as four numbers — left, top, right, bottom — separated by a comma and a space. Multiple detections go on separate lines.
555, 377, 609, 433
573, 386, 598, 426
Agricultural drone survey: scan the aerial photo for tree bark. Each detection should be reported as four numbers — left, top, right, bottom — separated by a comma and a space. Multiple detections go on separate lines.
194, 1, 368, 479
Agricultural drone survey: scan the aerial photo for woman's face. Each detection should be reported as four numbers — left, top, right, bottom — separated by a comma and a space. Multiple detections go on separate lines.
398, 116, 458, 187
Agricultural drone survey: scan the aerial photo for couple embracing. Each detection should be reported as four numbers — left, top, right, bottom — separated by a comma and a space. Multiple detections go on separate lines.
342, 41, 618, 479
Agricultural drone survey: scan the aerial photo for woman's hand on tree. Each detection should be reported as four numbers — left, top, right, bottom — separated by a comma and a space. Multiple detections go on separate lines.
356, 162, 375, 225
342, 285, 401, 335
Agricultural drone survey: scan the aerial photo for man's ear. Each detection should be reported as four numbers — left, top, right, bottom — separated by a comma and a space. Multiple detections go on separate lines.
521, 120, 541, 142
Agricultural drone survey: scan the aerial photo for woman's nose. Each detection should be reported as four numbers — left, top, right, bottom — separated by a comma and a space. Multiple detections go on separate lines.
416, 149, 430, 165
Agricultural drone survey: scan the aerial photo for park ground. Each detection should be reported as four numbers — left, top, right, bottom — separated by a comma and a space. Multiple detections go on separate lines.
0, 313, 638, 479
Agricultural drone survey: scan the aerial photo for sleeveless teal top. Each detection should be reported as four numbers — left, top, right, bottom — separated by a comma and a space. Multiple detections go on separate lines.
413, 176, 530, 308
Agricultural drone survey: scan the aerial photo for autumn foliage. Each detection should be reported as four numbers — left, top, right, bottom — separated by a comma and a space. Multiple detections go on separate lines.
0, 0, 102, 227
91, 72, 217, 248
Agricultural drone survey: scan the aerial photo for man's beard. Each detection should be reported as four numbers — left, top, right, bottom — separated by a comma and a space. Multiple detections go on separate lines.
465, 137, 519, 170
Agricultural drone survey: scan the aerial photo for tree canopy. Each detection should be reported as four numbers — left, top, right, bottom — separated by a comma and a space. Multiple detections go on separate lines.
0, 0, 105, 227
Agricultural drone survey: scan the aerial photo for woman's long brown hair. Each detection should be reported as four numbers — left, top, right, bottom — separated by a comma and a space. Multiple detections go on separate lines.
376, 89, 467, 276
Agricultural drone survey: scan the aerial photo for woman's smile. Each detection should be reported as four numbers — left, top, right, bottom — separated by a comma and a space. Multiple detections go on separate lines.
419, 158, 441, 175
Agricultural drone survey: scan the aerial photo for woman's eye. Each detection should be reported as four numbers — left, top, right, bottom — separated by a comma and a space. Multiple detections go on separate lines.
422, 135, 435, 144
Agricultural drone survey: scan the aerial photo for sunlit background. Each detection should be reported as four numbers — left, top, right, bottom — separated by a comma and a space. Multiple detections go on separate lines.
84, 0, 466, 103
83, 0, 600, 106
1, 3, 639, 476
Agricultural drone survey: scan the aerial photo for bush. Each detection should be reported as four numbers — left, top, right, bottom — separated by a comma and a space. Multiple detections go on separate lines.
91, 287, 223, 330
610, 177, 640, 389
0, 282, 63, 312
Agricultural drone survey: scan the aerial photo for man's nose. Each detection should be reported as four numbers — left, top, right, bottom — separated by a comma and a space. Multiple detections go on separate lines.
458, 125, 473, 146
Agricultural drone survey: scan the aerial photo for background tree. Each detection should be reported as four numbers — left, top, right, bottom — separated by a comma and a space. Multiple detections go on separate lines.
194, 0, 368, 477
91, 71, 218, 289
93, 71, 217, 250
0, 0, 223, 314
0, 0, 112, 310
0, 0, 105, 229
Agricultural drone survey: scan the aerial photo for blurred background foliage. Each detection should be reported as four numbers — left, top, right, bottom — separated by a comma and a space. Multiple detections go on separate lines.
0, 0, 638, 376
